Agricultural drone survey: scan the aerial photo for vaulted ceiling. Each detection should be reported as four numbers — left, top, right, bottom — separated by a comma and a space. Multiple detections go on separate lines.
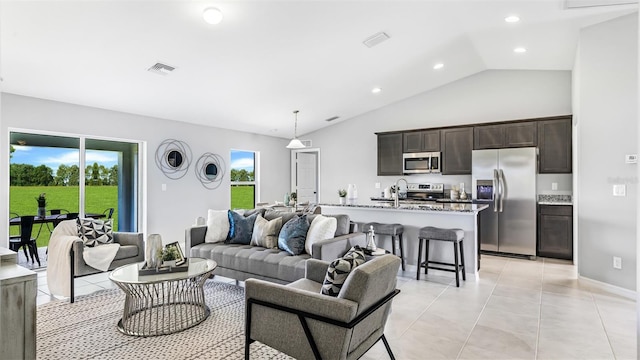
0, 1, 636, 139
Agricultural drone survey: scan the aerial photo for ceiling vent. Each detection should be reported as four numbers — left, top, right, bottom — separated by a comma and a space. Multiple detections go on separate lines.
565, 0, 637, 8
363, 32, 390, 48
147, 62, 176, 76
301, 140, 312, 147
325, 116, 340, 122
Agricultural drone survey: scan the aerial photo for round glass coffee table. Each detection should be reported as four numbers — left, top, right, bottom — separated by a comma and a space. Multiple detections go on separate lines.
109, 257, 216, 336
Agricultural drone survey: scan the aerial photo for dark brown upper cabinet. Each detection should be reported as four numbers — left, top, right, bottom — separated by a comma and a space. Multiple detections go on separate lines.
441, 127, 473, 175
403, 130, 441, 153
538, 118, 572, 173
474, 122, 537, 149
377, 133, 403, 176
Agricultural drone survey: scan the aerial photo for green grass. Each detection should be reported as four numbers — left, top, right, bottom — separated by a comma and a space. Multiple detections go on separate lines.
231, 185, 255, 210
10, 185, 118, 248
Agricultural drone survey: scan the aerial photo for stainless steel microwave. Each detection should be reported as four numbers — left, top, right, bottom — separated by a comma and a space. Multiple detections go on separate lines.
403, 152, 441, 174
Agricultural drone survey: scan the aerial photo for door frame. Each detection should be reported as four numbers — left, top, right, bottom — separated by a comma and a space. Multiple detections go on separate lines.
290, 148, 320, 204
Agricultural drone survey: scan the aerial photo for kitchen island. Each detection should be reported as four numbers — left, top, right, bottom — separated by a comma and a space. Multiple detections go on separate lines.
321, 202, 488, 279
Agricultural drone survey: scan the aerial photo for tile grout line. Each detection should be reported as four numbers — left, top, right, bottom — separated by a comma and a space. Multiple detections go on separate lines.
534, 258, 548, 360
591, 289, 619, 359
455, 257, 507, 359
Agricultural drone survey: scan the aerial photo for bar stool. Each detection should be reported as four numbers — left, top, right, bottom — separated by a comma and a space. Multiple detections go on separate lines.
417, 226, 465, 287
362, 222, 405, 271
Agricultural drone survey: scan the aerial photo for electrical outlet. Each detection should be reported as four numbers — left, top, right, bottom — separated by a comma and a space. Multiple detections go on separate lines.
552, 182, 558, 190
375, 182, 381, 189
613, 256, 622, 269
613, 184, 626, 197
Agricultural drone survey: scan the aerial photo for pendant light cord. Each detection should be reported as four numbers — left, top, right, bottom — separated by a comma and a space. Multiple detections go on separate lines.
293, 110, 299, 139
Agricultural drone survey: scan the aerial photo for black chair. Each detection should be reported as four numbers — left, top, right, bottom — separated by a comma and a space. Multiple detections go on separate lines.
103, 208, 114, 219
9, 215, 41, 267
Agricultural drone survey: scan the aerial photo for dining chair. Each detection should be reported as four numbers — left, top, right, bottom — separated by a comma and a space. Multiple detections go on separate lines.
103, 208, 114, 219
9, 215, 41, 267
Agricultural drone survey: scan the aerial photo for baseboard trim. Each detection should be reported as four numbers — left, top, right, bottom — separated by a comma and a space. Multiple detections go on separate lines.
578, 275, 637, 300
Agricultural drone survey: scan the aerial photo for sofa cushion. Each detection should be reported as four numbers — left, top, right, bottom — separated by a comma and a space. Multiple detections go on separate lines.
228, 211, 258, 244
77, 218, 113, 247
113, 245, 139, 260
205, 209, 229, 243
278, 215, 309, 256
264, 209, 297, 225
190, 243, 309, 282
305, 215, 337, 255
321, 246, 366, 297
250, 215, 282, 249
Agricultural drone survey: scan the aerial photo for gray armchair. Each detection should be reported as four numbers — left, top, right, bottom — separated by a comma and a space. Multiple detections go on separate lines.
245, 254, 401, 360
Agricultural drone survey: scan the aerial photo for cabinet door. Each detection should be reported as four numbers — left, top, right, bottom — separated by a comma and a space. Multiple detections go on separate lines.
474, 125, 505, 149
421, 130, 441, 151
537, 205, 573, 260
505, 121, 537, 147
378, 133, 403, 176
403, 132, 422, 153
538, 118, 572, 173
441, 127, 473, 175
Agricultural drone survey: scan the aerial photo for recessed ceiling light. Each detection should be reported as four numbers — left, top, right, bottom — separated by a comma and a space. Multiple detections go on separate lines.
505, 15, 520, 23
372, 87, 382, 94
203, 7, 223, 25
514, 47, 527, 53
433, 63, 444, 70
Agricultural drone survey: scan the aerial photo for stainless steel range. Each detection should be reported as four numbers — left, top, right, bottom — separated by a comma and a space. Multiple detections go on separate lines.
406, 183, 445, 201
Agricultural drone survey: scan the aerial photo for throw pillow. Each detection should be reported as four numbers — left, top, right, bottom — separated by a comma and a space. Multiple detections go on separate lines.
77, 218, 114, 247
250, 215, 282, 249
277, 215, 310, 256
227, 211, 258, 244
205, 209, 230, 243
305, 215, 337, 255
321, 246, 366, 297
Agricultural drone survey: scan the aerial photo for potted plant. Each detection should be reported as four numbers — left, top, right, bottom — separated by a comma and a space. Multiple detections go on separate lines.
290, 191, 297, 206
35, 193, 47, 217
161, 246, 179, 267
338, 189, 347, 205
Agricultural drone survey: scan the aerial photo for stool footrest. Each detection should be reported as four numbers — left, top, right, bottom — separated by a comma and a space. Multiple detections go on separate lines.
421, 261, 464, 273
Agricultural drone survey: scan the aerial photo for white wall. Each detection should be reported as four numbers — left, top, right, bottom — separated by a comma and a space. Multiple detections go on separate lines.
575, 13, 638, 291
307, 69, 572, 204
0, 93, 291, 246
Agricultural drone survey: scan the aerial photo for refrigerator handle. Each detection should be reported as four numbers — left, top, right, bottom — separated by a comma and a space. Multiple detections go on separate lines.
493, 169, 499, 212
499, 169, 505, 212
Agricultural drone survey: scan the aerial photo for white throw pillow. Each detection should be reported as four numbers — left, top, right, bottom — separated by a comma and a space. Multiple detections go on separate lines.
204, 209, 230, 243
305, 215, 337, 255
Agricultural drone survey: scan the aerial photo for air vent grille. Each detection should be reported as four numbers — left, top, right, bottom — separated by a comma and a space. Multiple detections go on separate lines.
148, 62, 176, 76
363, 32, 390, 48
301, 140, 312, 147
325, 116, 340, 122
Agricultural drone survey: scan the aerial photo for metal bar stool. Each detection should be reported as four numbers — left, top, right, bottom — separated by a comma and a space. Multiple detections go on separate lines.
362, 222, 405, 271
417, 226, 465, 287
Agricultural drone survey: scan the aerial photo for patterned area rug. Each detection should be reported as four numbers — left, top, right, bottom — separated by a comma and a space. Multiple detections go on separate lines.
37, 281, 292, 360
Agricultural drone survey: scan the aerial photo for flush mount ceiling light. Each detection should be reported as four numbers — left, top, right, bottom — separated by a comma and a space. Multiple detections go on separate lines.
514, 47, 527, 53
203, 7, 223, 25
286, 110, 306, 149
505, 15, 521, 23
371, 87, 382, 94
433, 63, 444, 70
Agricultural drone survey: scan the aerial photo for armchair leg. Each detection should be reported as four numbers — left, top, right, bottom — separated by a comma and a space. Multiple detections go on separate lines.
381, 335, 396, 360
70, 249, 75, 303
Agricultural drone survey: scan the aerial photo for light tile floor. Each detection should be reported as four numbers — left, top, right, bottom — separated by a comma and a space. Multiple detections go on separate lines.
35, 255, 636, 359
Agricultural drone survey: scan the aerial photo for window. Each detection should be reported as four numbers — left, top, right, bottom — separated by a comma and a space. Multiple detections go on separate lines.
230, 150, 256, 209
9, 131, 141, 248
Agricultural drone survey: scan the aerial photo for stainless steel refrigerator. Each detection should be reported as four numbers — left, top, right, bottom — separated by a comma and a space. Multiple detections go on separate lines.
472, 148, 537, 257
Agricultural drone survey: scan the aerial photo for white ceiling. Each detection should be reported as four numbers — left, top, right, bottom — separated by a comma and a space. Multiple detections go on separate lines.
0, 1, 636, 139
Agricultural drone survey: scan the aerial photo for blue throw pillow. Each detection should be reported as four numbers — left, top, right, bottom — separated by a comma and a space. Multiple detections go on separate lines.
278, 215, 310, 255
227, 211, 258, 244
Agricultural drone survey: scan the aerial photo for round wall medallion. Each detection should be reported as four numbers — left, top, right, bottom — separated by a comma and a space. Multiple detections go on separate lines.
155, 139, 192, 179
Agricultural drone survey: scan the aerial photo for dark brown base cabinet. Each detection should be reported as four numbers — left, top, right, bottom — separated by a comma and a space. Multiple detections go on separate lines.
537, 205, 573, 260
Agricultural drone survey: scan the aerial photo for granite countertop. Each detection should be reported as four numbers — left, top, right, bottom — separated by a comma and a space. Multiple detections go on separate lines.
538, 194, 573, 205
321, 202, 489, 213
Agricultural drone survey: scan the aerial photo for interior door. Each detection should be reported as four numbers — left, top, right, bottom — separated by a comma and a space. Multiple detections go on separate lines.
293, 151, 318, 204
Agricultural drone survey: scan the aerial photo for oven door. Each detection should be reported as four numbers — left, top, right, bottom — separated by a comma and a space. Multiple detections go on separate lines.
403, 153, 431, 174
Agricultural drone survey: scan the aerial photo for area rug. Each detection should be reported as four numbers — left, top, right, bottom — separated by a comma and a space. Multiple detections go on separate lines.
37, 281, 292, 360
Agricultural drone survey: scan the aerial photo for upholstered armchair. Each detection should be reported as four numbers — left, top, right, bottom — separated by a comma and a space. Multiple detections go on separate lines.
245, 254, 401, 360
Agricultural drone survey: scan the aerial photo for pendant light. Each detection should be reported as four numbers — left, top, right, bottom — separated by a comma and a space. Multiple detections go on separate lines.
286, 110, 306, 149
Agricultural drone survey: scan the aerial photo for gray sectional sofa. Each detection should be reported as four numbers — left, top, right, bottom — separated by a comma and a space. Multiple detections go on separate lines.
185, 209, 366, 284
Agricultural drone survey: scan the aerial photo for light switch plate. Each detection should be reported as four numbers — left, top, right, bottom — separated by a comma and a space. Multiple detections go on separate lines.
162, 183, 167, 191
552, 182, 558, 190
613, 184, 626, 197
625, 154, 637, 164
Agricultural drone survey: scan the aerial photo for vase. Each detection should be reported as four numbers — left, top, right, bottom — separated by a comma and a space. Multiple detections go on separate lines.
37, 207, 46, 218
146, 234, 163, 269
339, 197, 345, 205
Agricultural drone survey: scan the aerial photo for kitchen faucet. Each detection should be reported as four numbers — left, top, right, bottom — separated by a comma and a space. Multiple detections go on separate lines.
394, 178, 408, 208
